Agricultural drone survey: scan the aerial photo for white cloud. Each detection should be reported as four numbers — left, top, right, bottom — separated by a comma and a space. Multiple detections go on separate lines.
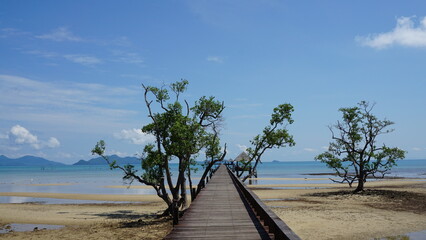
25, 49, 145, 67
10, 125, 38, 145
412, 147, 423, 151
32, 27, 136, 49
64, 54, 102, 65
357, 16, 426, 49
47, 137, 60, 148
0, 75, 141, 134
8, 125, 60, 150
114, 128, 155, 145
24, 50, 101, 66
236, 144, 248, 152
36, 27, 82, 42
206, 56, 224, 63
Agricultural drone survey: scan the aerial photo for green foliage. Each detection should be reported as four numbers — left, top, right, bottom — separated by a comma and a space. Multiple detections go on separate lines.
238, 157, 252, 171
204, 132, 221, 160
91, 140, 105, 156
141, 79, 225, 168
241, 103, 295, 180
140, 144, 164, 184
315, 101, 406, 192
92, 79, 226, 219
171, 79, 189, 100
247, 104, 295, 157
192, 96, 224, 126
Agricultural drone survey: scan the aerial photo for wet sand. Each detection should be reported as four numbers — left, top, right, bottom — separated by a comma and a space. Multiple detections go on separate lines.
0, 195, 170, 240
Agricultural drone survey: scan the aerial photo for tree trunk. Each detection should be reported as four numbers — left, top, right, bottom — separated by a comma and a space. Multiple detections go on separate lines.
180, 176, 188, 209
196, 161, 214, 195
187, 167, 194, 201
172, 200, 179, 225
162, 204, 172, 217
354, 174, 365, 193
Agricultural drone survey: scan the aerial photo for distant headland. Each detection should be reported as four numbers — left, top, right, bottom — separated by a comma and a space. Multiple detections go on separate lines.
0, 155, 140, 166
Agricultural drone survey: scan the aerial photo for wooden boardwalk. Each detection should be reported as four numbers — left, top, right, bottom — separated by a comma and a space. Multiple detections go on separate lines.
165, 165, 272, 240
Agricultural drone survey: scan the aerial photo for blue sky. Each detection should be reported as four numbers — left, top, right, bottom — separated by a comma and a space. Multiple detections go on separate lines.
1, 1, 425, 164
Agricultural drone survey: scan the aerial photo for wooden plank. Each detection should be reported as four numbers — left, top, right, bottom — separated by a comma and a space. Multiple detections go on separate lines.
165, 165, 271, 240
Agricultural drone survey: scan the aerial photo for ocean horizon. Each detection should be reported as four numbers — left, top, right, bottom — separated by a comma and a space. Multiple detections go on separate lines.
1, 159, 425, 204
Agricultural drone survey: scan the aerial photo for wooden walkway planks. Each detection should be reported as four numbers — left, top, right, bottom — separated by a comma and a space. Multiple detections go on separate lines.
165, 165, 271, 240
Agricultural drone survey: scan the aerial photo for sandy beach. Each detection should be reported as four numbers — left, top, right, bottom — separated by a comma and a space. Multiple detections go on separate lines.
1, 178, 425, 239
0, 193, 170, 240
253, 180, 426, 240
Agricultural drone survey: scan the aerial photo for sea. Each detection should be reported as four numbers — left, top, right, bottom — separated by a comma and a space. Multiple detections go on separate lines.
0, 159, 425, 204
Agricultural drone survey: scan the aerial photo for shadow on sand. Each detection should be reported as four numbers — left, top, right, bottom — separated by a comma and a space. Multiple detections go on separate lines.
87, 210, 171, 228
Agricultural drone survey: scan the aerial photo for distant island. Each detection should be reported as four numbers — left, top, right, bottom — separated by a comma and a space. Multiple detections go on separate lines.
73, 155, 140, 165
0, 154, 141, 166
272, 160, 281, 163
0, 155, 65, 166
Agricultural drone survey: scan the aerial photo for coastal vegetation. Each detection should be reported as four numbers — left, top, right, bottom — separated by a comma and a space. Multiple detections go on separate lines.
92, 80, 227, 224
92, 80, 298, 224
315, 101, 406, 193
236, 103, 296, 182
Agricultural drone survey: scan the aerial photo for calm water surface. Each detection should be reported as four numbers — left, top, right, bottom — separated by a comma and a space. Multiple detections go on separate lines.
0, 160, 424, 202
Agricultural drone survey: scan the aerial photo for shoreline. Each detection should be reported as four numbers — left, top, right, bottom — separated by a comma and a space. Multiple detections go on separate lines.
303, 172, 424, 179
1, 178, 425, 239
0, 192, 162, 202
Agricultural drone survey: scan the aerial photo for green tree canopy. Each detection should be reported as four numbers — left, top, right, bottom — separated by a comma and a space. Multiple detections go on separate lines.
92, 80, 226, 224
315, 101, 406, 193
238, 103, 296, 181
